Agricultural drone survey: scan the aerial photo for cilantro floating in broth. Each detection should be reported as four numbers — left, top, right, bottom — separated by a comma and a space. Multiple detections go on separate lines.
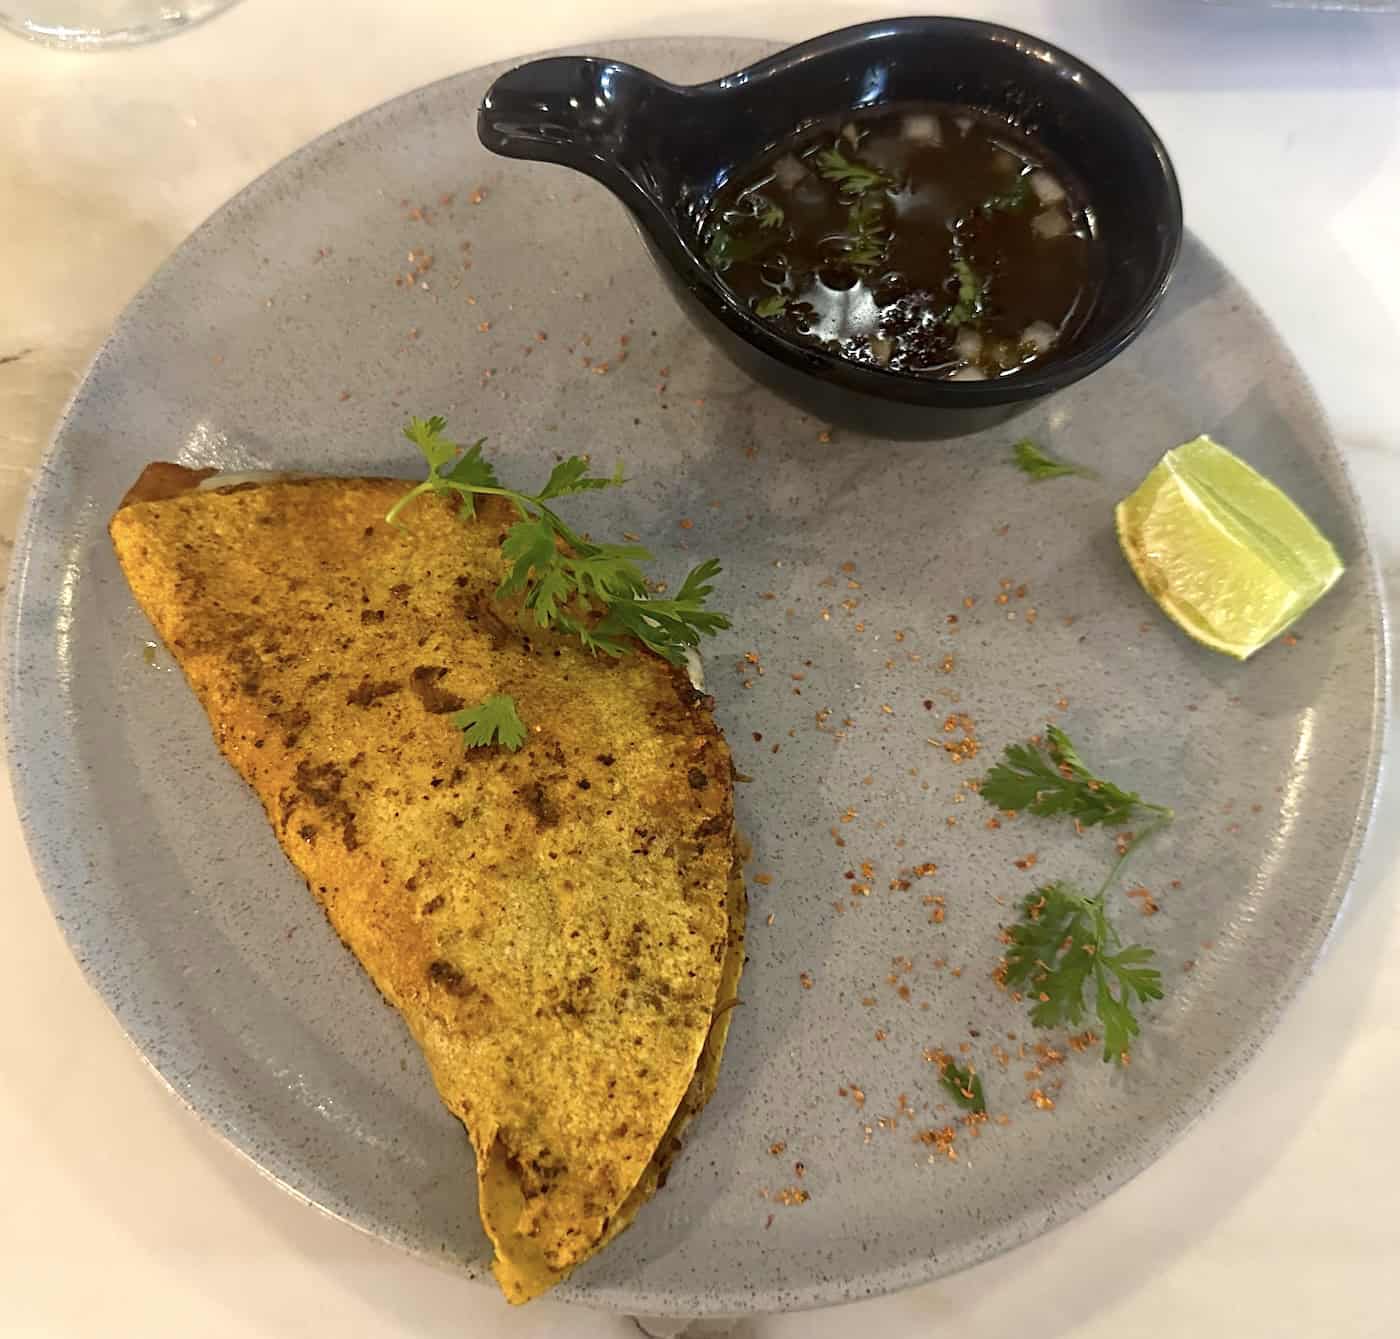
947, 257, 986, 326
840, 194, 890, 273
696, 103, 1097, 382
982, 174, 1034, 213
814, 145, 892, 196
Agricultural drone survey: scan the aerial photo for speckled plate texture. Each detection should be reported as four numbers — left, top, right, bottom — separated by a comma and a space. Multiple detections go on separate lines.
4, 38, 1387, 1318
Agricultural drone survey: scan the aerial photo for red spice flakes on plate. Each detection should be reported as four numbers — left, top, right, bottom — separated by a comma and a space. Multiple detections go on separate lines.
874, 1029, 888, 1042
678, 517, 694, 530
469, 185, 487, 204
1126, 886, 1159, 915
1029, 1088, 1056, 1111
774, 1186, 810, 1206
799, 971, 814, 990
753, 872, 774, 887
1014, 852, 1038, 871
817, 429, 832, 444
768, 1141, 786, 1156
918, 1125, 959, 1162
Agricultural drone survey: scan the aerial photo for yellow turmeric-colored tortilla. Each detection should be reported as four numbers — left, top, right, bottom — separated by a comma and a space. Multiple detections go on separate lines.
110, 467, 745, 1302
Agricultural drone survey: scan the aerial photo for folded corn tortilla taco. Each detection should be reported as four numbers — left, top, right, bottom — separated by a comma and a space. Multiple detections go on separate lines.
109, 465, 745, 1302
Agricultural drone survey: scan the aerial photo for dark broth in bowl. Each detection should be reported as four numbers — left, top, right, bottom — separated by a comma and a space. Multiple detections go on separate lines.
698, 103, 1100, 381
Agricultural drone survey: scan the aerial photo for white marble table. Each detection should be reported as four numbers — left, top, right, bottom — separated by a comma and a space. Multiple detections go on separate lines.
4, 2, 1399, 1336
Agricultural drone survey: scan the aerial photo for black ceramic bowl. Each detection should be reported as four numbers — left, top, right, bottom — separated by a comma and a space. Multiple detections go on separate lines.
479, 18, 1183, 441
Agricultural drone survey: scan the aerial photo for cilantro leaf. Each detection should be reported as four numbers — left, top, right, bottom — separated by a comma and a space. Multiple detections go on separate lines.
755, 293, 788, 318
389, 416, 731, 739
1003, 883, 1160, 1063
497, 516, 558, 599
981, 726, 1168, 828
403, 414, 457, 472
452, 694, 527, 751
815, 146, 891, 195
936, 1057, 987, 1114
757, 201, 785, 229
1011, 440, 1095, 482
839, 193, 889, 272
705, 226, 776, 269
947, 257, 985, 327
982, 174, 1033, 214
537, 456, 624, 501
564, 549, 651, 602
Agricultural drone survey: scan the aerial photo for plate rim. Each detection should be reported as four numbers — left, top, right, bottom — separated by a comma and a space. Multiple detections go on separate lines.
4, 36, 1391, 1315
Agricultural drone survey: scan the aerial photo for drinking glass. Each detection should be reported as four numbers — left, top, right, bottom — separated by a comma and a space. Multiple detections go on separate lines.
0, 0, 241, 49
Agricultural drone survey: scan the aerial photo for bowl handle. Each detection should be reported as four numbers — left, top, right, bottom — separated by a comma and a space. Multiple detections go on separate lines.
478, 57, 687, 223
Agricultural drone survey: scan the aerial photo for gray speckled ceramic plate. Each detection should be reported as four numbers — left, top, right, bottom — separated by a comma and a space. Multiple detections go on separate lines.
4, 39, 1387, 1318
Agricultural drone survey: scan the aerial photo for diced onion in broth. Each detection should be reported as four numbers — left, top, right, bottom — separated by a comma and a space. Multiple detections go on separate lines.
869, 336, 895, 367
954, 327, 983, 362
1029, 170, 1066, 205
773, 153, 808, 190
1020, 320, 1058, 354
902, 114, 942, 145
1031, 208, 1070, 239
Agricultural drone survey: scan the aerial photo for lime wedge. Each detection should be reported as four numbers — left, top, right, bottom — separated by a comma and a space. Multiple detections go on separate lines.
1115, 435, 1344, 660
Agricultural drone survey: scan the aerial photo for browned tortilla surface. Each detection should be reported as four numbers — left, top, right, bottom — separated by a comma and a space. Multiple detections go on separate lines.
109, 466, 744, 1301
